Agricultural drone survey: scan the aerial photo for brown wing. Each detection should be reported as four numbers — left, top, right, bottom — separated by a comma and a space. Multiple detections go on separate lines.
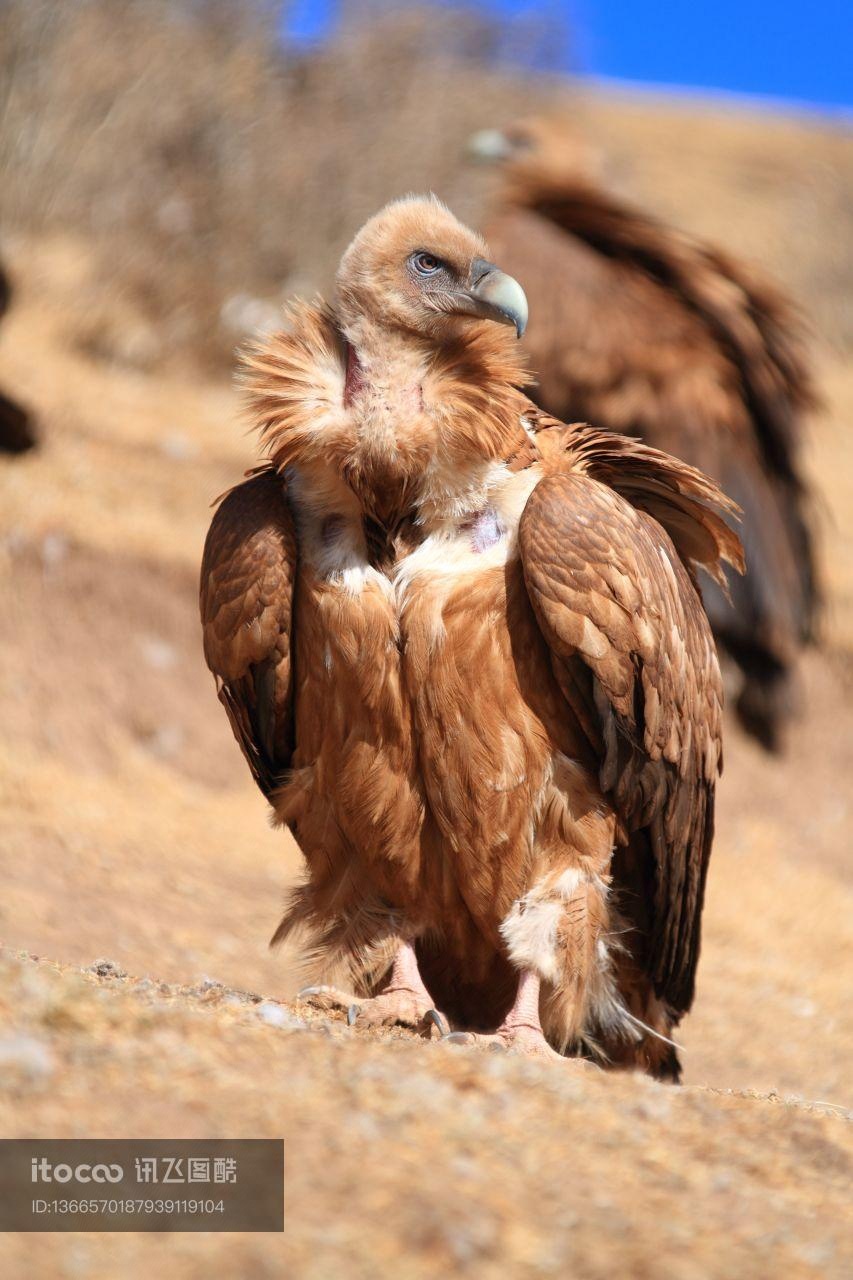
488, 189, 818, 746
0, 260, 11, 321
0, 260, 37, 455
0, 390, 37, 455
519, 426, 742, 1012
490, 183, 816, 461
200, 469, 298, 798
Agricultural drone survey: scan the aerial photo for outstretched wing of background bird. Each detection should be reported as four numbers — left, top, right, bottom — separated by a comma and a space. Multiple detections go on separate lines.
486, 178, 818, 748
520, 420, 744, 1012
200, 468, 298, 798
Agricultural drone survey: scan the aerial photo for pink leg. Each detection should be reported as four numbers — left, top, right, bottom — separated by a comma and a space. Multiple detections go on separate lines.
500, 970, 544, 1035
490, 970, 563, 1059
298, 939, 447, 1034
445, 969, 577, 1063
387, 938, 434, 1004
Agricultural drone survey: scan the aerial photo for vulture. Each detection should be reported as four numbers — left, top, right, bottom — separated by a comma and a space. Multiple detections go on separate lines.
0, 260, 37, 455
200, 197, 742, 1078
470, 116, 818, 750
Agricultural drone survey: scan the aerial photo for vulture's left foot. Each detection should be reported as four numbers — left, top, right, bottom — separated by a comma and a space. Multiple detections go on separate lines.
442, 968, 596, 1067
444, 1024, 565, 1061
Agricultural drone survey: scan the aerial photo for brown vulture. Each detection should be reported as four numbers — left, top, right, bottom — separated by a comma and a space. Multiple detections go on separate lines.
200, 197, 742, 1078
470, 115, 818, 750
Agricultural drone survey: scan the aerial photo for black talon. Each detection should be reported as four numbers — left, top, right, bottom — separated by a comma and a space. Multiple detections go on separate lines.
346, 1004, 360, 1027
424, 1009, 449, 1037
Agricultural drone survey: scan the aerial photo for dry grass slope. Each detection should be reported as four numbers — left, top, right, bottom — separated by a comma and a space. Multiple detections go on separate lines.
1, 950, 851, 1279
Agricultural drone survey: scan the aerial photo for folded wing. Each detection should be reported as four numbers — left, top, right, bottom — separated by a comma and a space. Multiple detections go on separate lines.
200, 469, 298, 798
519, 424, 743, 1011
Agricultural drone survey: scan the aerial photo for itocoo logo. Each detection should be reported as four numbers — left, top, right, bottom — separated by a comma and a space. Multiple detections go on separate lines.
31, 1158, 123, 1184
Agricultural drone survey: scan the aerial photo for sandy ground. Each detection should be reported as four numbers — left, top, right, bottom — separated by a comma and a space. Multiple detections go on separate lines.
1, 952, 851, 1279
0, 95, 851, 1278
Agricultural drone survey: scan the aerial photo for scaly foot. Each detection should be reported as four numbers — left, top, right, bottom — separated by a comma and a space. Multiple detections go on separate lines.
296, 939, 449, 1037
443, 1022, 566, 1061
441, 969, 598, 1068
298, 983, 446, 1033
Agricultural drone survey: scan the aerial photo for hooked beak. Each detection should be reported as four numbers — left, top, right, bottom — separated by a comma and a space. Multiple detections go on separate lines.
451, 258, 528, 338
467, 128, 513, 163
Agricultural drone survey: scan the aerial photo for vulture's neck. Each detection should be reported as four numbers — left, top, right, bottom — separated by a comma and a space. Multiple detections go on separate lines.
340, 313, 534, 525
341, 315, 430, 443
246, 300, 534, 543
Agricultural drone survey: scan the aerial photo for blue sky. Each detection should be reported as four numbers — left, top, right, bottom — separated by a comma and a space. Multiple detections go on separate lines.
285, 0, 853, 113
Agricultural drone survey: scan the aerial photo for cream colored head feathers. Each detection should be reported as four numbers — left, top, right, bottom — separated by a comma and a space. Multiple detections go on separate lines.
335, 195, 528, 342
243, 197, 534, 482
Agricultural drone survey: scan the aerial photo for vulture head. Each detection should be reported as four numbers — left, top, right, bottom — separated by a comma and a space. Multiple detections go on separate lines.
335, 196, 528, 342
468, 114, 604, 189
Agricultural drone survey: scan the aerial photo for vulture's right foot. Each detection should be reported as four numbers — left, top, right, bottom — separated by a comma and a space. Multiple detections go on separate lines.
298, 983, 439, 1032
297, 939, 445, 1035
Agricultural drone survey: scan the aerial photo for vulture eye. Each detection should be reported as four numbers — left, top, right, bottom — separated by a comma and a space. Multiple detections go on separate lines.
411, 251, 443, 276
505, 129, 533, 152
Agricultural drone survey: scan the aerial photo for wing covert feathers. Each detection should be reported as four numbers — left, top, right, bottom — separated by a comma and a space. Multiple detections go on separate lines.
200, 470, 298, 798
519, 428, 742, 1010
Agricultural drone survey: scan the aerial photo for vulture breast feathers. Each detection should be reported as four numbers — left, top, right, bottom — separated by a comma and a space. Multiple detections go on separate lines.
472, 115, 818, 751
200, 196, 743, 1079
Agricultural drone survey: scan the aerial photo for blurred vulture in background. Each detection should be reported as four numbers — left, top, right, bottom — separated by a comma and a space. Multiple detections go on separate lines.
470, 116, 819, 751
0, 261, 37, 455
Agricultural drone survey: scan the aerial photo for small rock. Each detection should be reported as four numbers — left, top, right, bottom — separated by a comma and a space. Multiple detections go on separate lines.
142, 723, 185, 759
159, 432, 198, 462
256, 1002, 305, 1030
156, 195, 193, 235
794, 1240, 835, 1267
41, 532, 68, 571
220, 292, 282, 338
89, 958, 127, 979
0, 1034, 55, 1079
138, 636, 178, 671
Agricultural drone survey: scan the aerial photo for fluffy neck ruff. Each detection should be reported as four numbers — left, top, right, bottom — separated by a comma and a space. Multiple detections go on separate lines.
242, 299, 535, 525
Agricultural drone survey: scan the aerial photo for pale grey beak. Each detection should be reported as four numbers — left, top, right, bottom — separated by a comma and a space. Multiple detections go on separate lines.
466, 257, 525, 337
465, 257, 528, 338
468, 128, 513, 163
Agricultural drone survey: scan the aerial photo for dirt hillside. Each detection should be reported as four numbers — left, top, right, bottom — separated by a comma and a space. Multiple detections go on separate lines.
0, 90, 851, 1278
